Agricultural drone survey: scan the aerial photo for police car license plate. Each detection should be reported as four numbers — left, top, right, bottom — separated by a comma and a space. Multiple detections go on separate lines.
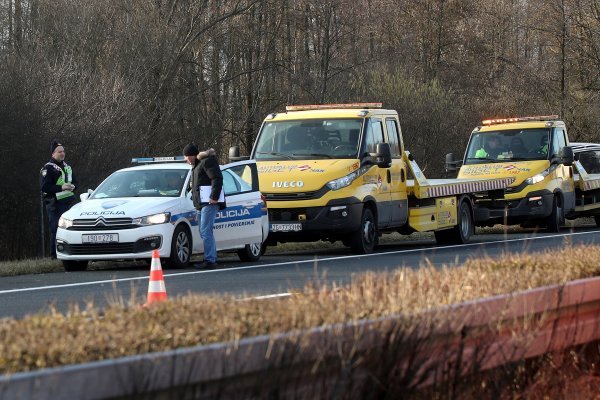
82, 233, 119, 244
270, 223, 302, 232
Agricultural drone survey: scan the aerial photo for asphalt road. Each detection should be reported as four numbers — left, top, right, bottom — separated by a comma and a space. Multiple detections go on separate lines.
1, 227, 600, 319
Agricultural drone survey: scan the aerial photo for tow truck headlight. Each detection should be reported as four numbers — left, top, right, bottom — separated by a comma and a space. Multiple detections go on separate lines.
133, 212, 171, 226
326, 166, 368, 191
526, 174, 546, 185
58, 217, 73, 229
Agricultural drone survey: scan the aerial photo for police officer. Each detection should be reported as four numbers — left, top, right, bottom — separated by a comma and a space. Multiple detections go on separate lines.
40, 139, 77, 259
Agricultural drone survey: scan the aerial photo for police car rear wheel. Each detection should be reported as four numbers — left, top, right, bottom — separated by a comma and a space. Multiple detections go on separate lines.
169, 225, 191, 268
237, 242, 262, 262
62, 260, 88, 272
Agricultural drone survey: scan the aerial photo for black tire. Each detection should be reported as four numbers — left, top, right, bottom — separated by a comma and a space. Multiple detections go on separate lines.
434, 199, 473, 245
546, 195, 563, 233
595, 215, 600, 227
237, 242, 262, 262
350, 207, 378, 254
169, 224, 192, 268
62, 260, 88, 272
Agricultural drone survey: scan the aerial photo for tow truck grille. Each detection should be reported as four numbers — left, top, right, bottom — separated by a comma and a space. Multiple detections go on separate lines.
69, 217, 136, 231
264, 187, 329, 201
264, 192, 319, 201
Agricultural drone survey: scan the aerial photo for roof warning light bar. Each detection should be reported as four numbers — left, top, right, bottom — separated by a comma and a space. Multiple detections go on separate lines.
482, 115, 560, 125
286, 103, 383, 112
131, 156, 186, 164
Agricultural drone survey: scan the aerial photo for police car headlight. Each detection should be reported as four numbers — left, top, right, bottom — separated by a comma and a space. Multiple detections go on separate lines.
134, 212, 171, 226
326, 167, 368, 191
58, 217, 73, 229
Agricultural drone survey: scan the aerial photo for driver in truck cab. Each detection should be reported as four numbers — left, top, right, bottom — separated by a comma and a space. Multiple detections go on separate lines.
475, 136, 502, 159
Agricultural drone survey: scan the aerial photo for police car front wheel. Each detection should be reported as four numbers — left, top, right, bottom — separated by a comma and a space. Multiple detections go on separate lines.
168, 225, 192, 268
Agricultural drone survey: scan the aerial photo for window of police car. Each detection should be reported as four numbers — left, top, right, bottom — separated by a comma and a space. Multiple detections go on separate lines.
91, 169, 187, 198
223, 163, 259, 195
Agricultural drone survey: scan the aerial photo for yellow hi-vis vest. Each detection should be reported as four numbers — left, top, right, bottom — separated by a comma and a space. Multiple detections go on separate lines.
48, 162, 74, 201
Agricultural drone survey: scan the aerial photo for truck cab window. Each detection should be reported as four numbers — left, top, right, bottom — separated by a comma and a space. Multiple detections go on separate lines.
385, 119, 401, 157
551, 128, 566, 157
363, 118, 384, 154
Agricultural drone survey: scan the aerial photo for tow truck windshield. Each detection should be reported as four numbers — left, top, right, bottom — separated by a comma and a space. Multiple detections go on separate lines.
91, 169, 187, 199
253, 119, 363, 160
464, 128, 550, 164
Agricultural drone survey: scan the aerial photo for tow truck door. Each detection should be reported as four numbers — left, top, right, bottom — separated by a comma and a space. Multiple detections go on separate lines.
363, 118, 393, 227
385, 117, 408, 225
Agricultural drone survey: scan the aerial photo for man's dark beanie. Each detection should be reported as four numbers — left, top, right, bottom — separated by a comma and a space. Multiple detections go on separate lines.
50, 139, 62, 154
183, 143, 199, 156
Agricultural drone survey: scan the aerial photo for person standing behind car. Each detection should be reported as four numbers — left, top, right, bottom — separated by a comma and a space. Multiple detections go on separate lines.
40, 139, 77, 259
183, 144, 224, 269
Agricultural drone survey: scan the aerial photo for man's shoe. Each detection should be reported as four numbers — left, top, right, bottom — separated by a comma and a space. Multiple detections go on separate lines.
194, 261, 218, 269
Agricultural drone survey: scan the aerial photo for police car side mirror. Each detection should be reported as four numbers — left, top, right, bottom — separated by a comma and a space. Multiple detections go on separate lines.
80, 189, 93, 202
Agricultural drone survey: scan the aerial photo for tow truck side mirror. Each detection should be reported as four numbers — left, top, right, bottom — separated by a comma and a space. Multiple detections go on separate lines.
445, 153, 462, 172
557, 146, 574, 167
228, 146, 250, 162
376, 143, 392, 168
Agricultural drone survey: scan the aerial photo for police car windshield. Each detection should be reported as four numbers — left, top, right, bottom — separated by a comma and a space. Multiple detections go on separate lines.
90, 169, 186, 199
253, 119, 363, 160
464, 128, 550, 164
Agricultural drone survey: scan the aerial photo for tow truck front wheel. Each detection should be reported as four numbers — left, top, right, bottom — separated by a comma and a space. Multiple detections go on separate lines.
434, 199, 473, 245
546, 195, 563, 233
169, 225, 192, 268
350, 208, 378, 254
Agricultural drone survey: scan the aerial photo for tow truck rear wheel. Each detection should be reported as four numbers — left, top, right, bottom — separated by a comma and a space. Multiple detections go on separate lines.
546, 195, 563, 233
350, 207, 378, 254
169, 225, 192, 268
62, 260, 88, 272
237, 242, 262, 262
434, 199, 473, 245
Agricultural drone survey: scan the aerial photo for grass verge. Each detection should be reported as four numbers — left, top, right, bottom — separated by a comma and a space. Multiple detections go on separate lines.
0, 244, 599, 376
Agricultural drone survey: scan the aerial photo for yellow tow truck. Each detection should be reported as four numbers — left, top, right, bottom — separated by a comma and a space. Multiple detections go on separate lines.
230, 103, 514, 254
446, 116, 600, 231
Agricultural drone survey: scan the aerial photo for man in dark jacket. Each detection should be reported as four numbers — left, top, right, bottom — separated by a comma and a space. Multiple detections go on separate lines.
183, 143, 225, 268
40, 139, 77, 259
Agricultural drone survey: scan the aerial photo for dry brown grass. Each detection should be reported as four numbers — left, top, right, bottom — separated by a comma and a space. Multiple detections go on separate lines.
0, 258, 63, 276
0, 244, 599, 375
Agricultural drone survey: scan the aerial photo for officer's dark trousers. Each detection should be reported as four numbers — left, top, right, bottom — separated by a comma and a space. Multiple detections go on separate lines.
46, 200, 73, 258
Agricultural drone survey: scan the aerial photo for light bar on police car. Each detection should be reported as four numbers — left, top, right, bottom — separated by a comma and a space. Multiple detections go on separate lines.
481, 115, 560, 125
131, 156, 186, 164
285, 103, 383, 112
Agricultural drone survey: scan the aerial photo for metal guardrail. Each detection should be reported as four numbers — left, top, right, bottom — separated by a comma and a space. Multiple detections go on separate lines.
1, 276, 599, 399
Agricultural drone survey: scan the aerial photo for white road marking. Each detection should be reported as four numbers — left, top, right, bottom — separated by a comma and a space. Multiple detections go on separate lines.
1, 229, 598, 296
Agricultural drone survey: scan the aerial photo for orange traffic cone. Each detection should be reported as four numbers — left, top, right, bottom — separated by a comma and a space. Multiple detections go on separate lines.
144, 249, 167, 306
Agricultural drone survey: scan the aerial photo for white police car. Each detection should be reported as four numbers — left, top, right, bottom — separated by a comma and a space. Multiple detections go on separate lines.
56, 157, 268, 271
